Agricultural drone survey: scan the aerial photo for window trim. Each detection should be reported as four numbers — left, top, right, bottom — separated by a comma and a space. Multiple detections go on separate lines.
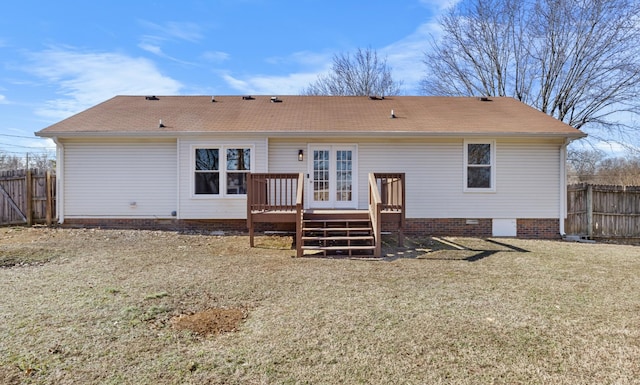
463, 139, 496, 193
191, 145, 254, 199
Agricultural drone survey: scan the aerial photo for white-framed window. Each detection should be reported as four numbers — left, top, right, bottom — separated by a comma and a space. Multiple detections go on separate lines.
193, 146, 252, 197
464, 140, 496, 192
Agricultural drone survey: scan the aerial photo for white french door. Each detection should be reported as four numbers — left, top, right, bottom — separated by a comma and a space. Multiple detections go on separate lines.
308, 145, 357, 209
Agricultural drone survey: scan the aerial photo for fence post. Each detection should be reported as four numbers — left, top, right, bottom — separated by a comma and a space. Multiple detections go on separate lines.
586, 184, 593, 239
26, 169, 33, 226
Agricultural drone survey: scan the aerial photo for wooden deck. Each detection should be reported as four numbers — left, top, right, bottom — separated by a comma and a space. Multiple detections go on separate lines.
247, 173, 405, 258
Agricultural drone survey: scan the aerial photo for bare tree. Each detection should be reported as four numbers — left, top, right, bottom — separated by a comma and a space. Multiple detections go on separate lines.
303, 47, 403, 96
567, 149, 640, 185
567, 149, 604, 183
0, 151, 56, 171
28, 152, 56, 170
0, 152, 24, 171
422, 0, 640, 141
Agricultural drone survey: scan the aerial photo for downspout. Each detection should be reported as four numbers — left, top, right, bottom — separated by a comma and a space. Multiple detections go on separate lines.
559, 138, 576, 238
52, 137, 64, 224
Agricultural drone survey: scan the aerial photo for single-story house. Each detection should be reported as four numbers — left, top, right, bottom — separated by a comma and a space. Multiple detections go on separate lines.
36, 95, 585, 256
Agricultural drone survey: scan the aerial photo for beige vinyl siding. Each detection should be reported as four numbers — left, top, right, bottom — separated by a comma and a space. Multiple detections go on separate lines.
178, 137, 267, 219
362, 139, 561, 218
269, 138, 561, 219
268, 140, 307, 174
63, 139, 177, 218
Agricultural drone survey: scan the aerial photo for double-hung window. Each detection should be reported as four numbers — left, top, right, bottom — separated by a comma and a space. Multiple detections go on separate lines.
464, 140, 495, 192
194, 147, 251, 196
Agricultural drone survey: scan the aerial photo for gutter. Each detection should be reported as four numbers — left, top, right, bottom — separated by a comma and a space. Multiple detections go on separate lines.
36, 131, 587, 140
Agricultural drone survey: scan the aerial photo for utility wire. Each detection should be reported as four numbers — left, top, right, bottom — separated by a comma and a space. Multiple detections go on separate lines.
0, 133, 45, 139
0, 142, 55, 149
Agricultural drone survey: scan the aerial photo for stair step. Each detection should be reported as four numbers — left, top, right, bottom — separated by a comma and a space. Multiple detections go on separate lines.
303, 227, 372, 232
299, 211, 377, 256
301, 245, 376, 251
304, 218, 369, 223
302, 236, 373, 241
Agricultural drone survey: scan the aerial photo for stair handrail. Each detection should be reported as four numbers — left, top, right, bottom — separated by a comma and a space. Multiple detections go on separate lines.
296, 172, 304, 257
368, 173, 382, 258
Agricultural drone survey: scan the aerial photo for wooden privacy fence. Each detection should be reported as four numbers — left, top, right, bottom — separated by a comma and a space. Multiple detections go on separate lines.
566, 184, 640, 239
0, 169, 56, 226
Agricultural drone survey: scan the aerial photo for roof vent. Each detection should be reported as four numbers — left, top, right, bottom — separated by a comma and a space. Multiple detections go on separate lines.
211, 96, 216, 102
369, 96, 384, 100
242, 95, 255, 100
270, 96, 282, 103
390, 110, 396, 119
479, 96, 492, 102
145, 96, 159, 100
159, 119, 166, 128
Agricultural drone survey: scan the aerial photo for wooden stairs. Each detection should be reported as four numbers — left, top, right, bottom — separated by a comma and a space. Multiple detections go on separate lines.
300, 211, 377, 257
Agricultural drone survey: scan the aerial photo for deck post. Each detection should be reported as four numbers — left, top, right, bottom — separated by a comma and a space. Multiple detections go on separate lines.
399, 173, 405, 247
368, 173, 383, 258
247, 173, 255, 247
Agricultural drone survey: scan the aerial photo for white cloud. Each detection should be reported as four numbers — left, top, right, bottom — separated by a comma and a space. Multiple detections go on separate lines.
217, 51, 332, 95
138, 42, 164, 56
138, 20, 204, 43
0, 94, 7, 104
138, 35, 194, 64
221, 71, 320, 95
419, 0, 460, 11
265, 50, 333, 70
137, 21, 204, 63
163, 21, 204, 42
382, 21, 444, 94
28, 48, 182, 119
202, 51, 230, 63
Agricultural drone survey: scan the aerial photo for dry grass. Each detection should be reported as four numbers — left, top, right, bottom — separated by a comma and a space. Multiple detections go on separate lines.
1, 227, 639, 384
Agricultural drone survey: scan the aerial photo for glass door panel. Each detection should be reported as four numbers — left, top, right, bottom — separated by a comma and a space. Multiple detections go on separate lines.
335, 150, 353, 202
313, 149, 330, 203
308, 145, 357, 209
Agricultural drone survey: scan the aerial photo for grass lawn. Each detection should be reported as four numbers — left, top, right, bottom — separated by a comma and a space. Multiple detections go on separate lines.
0, 227, 639, 384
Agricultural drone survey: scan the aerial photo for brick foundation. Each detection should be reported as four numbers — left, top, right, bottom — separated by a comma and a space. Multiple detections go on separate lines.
62, 218, 244, 233
404, 218, 560, 239
517, 218, 560, 239
62, 217, 559, 239
405, 218, 493, 237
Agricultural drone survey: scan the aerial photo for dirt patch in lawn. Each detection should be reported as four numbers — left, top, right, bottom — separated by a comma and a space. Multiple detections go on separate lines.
0, 247, 55, 268
170, 308, 247, 336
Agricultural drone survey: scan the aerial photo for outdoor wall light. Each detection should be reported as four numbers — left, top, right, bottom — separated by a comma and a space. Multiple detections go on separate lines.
298, 149, 304, 161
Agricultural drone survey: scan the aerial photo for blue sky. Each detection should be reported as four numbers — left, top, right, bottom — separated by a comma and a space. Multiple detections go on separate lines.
0, 0, 454, 157
1, 0, 630, 160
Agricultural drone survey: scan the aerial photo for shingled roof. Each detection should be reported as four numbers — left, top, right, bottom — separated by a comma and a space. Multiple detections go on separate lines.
36, 95, 586, 138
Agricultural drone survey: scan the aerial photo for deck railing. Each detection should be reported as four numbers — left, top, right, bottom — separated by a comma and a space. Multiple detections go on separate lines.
248, 172, 404, 258
374, 173, 405, 246
375, 173, 405, 212
247, 173, 302, 212
246, 173, 304, 254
